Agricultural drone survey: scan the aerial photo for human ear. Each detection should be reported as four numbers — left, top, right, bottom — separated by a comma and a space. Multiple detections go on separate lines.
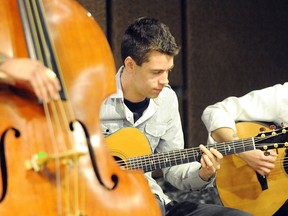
124, 56, 136, 70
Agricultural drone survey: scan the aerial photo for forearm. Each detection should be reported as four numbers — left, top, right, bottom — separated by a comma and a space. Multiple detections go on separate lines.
211, 127, 238, 142
210, 127, 247, 159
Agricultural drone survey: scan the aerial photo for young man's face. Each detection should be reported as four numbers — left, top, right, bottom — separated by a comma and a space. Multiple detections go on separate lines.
130, 51, 174, 101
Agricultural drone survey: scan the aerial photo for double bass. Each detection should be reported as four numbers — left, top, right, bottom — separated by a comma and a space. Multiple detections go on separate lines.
0, 0, 161, 215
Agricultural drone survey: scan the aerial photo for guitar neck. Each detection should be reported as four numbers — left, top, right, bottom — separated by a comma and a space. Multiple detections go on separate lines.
125, 137, 256, 173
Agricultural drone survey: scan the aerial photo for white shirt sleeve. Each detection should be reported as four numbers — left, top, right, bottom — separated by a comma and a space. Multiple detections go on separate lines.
201, 82, 288, 143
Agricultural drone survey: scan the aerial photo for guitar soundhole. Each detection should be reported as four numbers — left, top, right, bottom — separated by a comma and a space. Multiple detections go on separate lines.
284, 149, 288, 175
113, 156, 127, 170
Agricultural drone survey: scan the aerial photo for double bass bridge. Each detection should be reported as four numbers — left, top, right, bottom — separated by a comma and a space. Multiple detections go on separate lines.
25, 149, 87, 172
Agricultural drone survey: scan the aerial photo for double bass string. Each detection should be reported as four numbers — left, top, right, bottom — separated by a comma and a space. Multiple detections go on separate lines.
35, 1, 85, 214
18, 2, 64, 214
19, 0, 84, 214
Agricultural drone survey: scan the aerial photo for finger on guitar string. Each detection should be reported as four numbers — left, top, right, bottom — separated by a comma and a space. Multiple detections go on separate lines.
199, 144, 222, 170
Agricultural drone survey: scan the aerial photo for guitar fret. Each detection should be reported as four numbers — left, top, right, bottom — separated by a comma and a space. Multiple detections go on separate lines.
142, 155, 149, 172
153, 154, 159, 170
173, 151, 177, 166
217, 142, 227, 155
223, 142, 228, 155
182, 151, 187, 163
183, 149, 190, 164
247, 138, 255, 151
179, 150, 184, 164
240, 138, 245, 154
137, 157, 142, 170
126, 158, 132, 170
193, 148, 201, 161
179, 149, 190, 164
147, 155, 152, 172
166, 152, 172, 168
235, 138, 255, 153
158, 153, 165, 169
232, 140, 236, 153
150, 157, 154, 171
156, 153, 161, 169
226, 141, 234, 155
128, 157, 138, 170
169, 151, 177, 167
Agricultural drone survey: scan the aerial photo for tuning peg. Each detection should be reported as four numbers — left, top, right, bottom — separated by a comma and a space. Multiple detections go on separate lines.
260, 127, 266, 132
273, 143, 279, 154
281, 123, 287, 134
260, 127, 266, 138
269, 125, 277, 136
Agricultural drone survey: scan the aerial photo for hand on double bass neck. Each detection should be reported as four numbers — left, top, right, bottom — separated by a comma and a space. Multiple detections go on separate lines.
0, 55, 61, 103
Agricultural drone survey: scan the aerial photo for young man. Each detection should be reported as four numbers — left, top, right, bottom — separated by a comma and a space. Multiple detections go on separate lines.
0, 54, 60, 102
100, 17, 251, 216
201, 82, 288, 215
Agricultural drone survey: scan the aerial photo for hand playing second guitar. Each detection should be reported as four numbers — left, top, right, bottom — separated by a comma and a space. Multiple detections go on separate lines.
198, 144, 223, 181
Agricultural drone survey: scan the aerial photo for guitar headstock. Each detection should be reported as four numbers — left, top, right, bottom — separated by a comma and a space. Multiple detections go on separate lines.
255, 124, 288, 151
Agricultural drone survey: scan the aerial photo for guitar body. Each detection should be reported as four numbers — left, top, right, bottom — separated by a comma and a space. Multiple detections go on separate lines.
105, 127, 152, 166
216, 122, 288, 216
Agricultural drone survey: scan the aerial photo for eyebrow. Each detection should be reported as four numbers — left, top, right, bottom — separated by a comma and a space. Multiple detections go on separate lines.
151, 65, 175, 72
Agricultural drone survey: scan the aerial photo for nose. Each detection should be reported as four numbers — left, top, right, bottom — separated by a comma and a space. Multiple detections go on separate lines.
159, 71, 169, 85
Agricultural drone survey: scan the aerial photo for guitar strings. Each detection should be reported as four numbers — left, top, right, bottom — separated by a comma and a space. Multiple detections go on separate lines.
116, 135, 288, 172
117, 153, 288, 177
117, 147, 288, 173
117, 137, 249, 169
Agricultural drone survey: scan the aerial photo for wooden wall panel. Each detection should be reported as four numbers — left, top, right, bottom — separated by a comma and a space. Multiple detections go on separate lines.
185, 0, 288, 147
77, 0, 107, 33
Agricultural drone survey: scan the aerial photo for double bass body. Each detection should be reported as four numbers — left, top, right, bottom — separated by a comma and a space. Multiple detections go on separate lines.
0, 0, 160, 215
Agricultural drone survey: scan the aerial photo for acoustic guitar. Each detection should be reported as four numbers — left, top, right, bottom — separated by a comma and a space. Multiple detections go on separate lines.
216, 122, 288, 216
106, 122, 288, 216
106, 124, 287, 173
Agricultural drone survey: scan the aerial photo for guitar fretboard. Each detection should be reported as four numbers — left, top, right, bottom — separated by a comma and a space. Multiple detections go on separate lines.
124, 137, 256, 173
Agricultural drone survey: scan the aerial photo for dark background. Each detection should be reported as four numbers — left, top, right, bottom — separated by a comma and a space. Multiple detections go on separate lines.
77, 0, 288, 148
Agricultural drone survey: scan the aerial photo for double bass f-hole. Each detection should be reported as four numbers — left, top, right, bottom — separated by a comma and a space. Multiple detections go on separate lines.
0, 127, 20, 202
70, 120, 118, 189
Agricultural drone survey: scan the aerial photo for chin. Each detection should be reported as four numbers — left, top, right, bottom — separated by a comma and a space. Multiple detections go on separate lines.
150, 93, 160, 99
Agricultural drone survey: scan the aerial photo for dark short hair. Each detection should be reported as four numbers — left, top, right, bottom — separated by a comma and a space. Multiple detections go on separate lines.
121, 17, 180, 66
